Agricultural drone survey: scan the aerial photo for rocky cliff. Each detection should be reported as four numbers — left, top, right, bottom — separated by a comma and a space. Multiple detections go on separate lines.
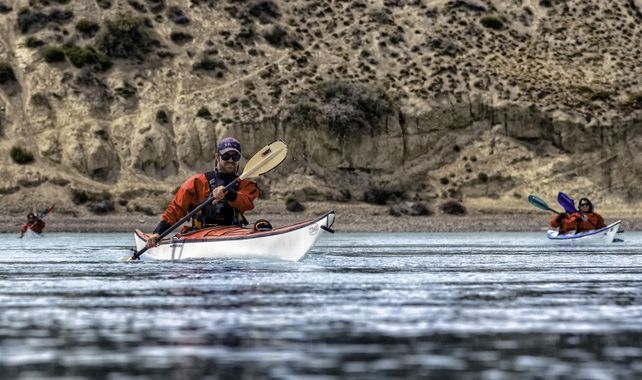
1, 0, 642, 218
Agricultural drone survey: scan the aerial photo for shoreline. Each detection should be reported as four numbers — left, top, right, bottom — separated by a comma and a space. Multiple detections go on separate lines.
2, 201, 641, 233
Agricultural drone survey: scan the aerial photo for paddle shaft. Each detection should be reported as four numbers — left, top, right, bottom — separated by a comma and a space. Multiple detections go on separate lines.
131, 177, 240, 260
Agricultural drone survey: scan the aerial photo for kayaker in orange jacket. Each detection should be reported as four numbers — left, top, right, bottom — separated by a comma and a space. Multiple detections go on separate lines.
574, 197, 606, 232
19, 213, 45, 238
550, 197, 606, 234
146, 137, 260, 248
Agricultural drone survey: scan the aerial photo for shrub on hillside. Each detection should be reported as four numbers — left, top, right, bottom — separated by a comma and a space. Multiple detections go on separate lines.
64, 45, 112, 71
43, 46, 65, 62
263, 25, 302, 50
480, 16, 503, 30
440, 200, 467, 215
0, 61, 16, 84
98, 15, 159, 61
17, 8, 73, 34
363, 187, 404, 205
0, 3, 12, 14
248, 0, 280, 22
75, 19, 100, 38
290, 81, 395, 138
192, 57, 226, 74
285, 197, 305, 212
196, 106, 212, 118
623, 93, 642, 109
10, 146, 34, 164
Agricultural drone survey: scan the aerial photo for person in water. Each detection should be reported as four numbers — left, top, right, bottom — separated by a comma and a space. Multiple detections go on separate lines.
145, 137, 260, 248
19, 212, 45, 238
550, 197, 606, 234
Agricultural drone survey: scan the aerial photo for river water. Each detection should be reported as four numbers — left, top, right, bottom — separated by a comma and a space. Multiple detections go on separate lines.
1, 231, 641, 379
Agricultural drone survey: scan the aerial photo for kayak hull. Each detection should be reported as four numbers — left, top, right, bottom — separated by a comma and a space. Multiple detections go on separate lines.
134, 211, 335, 261
547, 220, 621, 244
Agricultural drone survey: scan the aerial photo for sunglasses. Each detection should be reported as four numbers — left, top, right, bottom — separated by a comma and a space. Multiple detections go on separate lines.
579, 203, 590, 206
220, 152, 241, 162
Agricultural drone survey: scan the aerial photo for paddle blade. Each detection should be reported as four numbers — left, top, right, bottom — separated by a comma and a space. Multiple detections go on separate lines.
557, 192, 577, 213
240, 140, 287, 179
528, 195, 556, 213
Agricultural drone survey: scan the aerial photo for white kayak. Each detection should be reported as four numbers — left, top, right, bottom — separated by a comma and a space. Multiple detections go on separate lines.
134, 211, 335, 261
22, 229, 44, 238
547, 220, 622, 244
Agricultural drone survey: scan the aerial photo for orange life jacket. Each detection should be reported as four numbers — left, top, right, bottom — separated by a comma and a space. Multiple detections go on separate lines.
575, 212, 606, 232
160, 172, 259, 227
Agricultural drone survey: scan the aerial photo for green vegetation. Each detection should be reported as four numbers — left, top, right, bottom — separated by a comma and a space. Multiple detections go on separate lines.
480, 16, 503, 30
98, 15, 159, 60
64, 45, 112, 71
290, 80, 395, 138
193, 57, 226, 72
624, 93, 642, 109
43, 46, 66, 63
0, 61, 16, 84
25, 37, 45, 48
43, 45, 112, 72
10, 146, 34, 165
75, 19, 100, 38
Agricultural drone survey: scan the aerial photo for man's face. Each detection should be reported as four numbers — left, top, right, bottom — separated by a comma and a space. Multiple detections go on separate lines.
216, 151, 240, 174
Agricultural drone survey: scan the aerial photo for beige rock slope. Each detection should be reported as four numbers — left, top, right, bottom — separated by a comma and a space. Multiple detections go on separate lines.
0, 0, 641, 219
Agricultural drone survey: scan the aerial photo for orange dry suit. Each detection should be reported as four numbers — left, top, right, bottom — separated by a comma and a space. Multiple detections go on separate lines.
574, 212, 606, 232
153, 170, 259, 235
550, 213, 579, 234
21, 219, 45, 234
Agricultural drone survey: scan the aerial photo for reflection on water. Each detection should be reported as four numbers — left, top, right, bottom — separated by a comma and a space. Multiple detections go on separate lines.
1, 232, 642, 379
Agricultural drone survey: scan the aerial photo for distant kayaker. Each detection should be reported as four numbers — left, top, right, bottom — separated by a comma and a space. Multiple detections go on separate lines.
574, 197, 606, 232
145, 137, 260, 248
19, 213, 45, 238
550, 197, 606, 234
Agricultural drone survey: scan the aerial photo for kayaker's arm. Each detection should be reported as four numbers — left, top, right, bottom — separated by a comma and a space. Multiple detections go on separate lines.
228, 180, 260, 213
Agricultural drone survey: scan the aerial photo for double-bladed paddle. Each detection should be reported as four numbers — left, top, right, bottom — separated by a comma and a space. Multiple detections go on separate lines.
126, 140, 288, 261
527, 195, 562, 214
557, 192, 577, 213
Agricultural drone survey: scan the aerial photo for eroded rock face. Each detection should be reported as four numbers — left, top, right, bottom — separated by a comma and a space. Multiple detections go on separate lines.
129, 122, 178, 179
61, 124, 120, 181
175, 117, 217, 167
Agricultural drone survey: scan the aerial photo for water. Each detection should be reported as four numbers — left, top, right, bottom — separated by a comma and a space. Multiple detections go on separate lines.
1, 232, 642, 379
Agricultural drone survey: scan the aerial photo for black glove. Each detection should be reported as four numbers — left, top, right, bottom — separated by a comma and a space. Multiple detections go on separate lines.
556, 212, 566, 223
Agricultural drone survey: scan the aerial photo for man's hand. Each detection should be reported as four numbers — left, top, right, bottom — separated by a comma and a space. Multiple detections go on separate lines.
212, 185, 226, 201
146, 233, 161, 248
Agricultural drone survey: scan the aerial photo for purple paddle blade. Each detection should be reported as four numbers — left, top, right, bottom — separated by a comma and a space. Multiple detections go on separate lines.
557, 192, 578, 213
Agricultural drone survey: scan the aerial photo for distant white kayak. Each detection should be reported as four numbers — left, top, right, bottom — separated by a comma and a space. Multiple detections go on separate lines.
134, 212, 336, 261
23, 229, 44, 238
547, 220, 621, 244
